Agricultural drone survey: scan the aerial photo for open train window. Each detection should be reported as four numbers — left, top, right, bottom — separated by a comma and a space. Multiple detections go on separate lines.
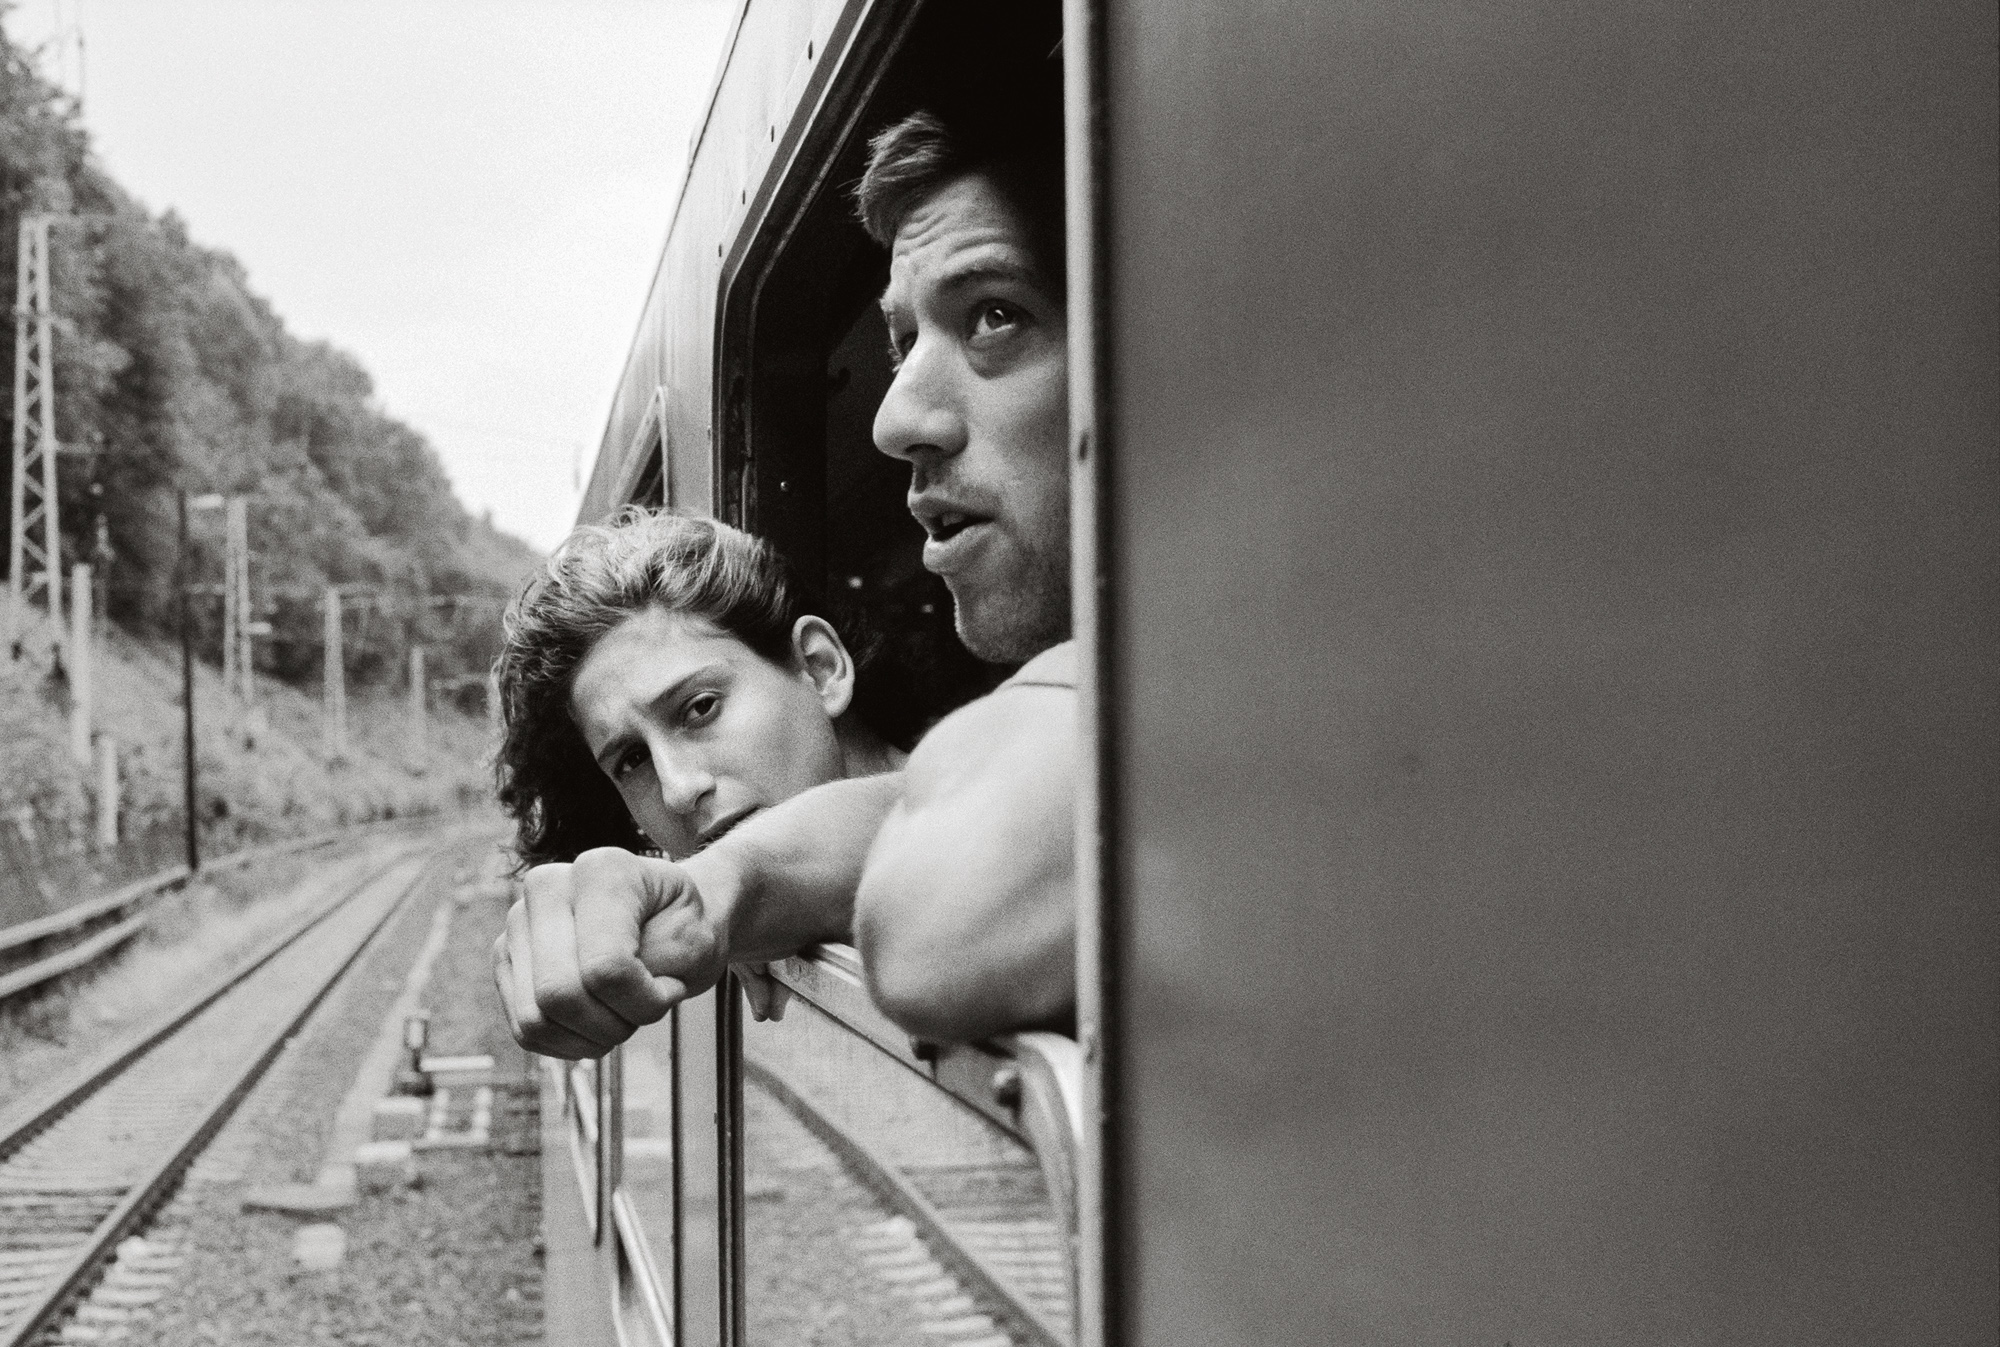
628, 438, 665, 511
627, 388, 669, 510
717, 0, 1065, 745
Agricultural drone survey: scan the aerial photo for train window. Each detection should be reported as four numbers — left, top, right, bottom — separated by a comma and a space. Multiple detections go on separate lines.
740, 955, 1080, 1345
619, 990, 724, 1342
717, 3, 1071, 744
627, 390, 669, 510
700, 2, 1078, 1343
627, 439, 665, 511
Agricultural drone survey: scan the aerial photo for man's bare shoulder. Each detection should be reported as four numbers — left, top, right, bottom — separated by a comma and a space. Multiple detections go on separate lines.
905, 640, 1077, 798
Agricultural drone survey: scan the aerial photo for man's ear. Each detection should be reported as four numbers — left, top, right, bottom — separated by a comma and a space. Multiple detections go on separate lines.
790, 616, 855, 719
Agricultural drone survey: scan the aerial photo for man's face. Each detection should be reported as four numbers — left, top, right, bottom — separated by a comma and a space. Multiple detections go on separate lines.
874, 172, 1070, 663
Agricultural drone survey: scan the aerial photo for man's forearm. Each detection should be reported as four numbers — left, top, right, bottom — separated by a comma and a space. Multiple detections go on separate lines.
680, 772, 904, 966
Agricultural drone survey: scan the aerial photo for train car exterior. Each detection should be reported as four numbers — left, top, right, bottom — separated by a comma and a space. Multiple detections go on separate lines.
549, 1, 1997, 1344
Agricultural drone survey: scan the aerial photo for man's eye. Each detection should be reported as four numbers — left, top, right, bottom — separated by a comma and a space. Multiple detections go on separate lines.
971, 302, 1022, 338
683, 692, 722, 726
886, 329, 916, 368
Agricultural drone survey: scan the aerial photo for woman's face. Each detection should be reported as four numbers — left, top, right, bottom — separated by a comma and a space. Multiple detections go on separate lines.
567, 607, 852, 859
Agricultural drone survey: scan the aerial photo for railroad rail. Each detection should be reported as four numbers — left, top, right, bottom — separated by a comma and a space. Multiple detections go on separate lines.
759, 950, 1082, 1347
0, 814, 446, 1008
0, 830, 461, 1346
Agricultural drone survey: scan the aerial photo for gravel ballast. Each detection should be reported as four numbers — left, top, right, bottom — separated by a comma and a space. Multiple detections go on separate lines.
114, 828, 542, 1347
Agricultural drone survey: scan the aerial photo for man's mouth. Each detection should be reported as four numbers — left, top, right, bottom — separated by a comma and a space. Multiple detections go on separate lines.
911, 493, 995, 542
926, 510, 980, 543
910, 495, 998, 574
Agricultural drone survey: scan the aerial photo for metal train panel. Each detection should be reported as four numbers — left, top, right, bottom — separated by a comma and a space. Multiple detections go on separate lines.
1085, 0, 1998, 1342
579, 0, 868, 525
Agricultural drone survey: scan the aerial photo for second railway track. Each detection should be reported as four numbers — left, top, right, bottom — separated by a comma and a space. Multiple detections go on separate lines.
0, 831, 464, 1347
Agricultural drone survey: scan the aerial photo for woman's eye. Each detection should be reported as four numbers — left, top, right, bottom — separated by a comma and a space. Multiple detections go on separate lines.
683, 693, 722, 726
612, 747, 648, 782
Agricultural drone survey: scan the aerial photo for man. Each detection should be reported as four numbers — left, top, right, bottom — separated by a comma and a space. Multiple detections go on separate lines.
495, 108, 1076, 1053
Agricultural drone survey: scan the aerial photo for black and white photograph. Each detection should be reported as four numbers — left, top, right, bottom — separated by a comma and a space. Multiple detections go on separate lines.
0, 2, 1992, 1344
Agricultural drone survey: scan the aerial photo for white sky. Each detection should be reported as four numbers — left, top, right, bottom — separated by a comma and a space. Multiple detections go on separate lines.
4, 0, 738, 552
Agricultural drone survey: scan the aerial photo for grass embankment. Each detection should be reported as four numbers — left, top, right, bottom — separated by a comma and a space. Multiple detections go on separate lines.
1, 603, 498, 929
0, 605, 509, 1092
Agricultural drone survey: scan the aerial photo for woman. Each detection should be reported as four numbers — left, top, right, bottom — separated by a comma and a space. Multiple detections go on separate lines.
493, 510, 906, 1016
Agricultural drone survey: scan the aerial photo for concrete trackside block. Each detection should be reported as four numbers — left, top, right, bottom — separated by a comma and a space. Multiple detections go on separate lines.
371, 1096, 427, 1140
419, 1053, 494, 1074
354, 1140, 417, 1193
293, 1223, 347, 1270
419, 1053, 496, 1085
316, 1163, 359, 1205
240, 1182, 355, 1217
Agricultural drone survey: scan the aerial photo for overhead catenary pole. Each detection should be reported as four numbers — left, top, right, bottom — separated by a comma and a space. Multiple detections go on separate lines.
229, 496, 253, 707
68, 562, 91, 765
177, 491, 199, 871
8, 216, 60, 657
323, 586, 346, 760
220, 502, 238, 701
408, 644, 427, 762
96, 734, 119, 848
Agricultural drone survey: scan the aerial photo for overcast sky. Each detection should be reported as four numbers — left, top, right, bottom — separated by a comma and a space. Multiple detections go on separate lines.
4, 0, 737, 552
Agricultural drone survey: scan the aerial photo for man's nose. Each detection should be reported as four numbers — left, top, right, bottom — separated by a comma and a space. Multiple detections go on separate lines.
872, 340, 966, 464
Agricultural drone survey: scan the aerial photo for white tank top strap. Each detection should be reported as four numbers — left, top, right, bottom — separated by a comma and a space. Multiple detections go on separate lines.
998, 639, 1078, 691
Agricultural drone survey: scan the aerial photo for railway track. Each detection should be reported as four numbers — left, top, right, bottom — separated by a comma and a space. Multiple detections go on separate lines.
0, 834, 458, 1346
744, 1065, 1072, 1347
0, 815, 449, 1011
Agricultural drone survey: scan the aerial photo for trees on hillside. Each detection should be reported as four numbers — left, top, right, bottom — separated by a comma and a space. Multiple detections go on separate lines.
0, 30, 537, 695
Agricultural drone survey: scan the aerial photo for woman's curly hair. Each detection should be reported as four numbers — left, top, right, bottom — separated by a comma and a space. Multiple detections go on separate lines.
493, 509, 853, 868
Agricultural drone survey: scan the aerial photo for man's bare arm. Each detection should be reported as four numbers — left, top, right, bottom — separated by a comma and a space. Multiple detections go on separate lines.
678, 770, 904, 964
496, 772, 903, 1059
854, 686, 1076, 1042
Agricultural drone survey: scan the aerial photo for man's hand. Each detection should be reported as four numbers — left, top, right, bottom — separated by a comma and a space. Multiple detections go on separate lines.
492, 846, 728, 1060
492, 773, 901, 1059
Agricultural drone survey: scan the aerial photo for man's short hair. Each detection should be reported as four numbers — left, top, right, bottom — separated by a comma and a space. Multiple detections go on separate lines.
853, 108, 1065, 287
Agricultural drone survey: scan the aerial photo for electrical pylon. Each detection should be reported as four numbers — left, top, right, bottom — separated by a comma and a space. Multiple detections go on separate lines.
8, 215, 60, 654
